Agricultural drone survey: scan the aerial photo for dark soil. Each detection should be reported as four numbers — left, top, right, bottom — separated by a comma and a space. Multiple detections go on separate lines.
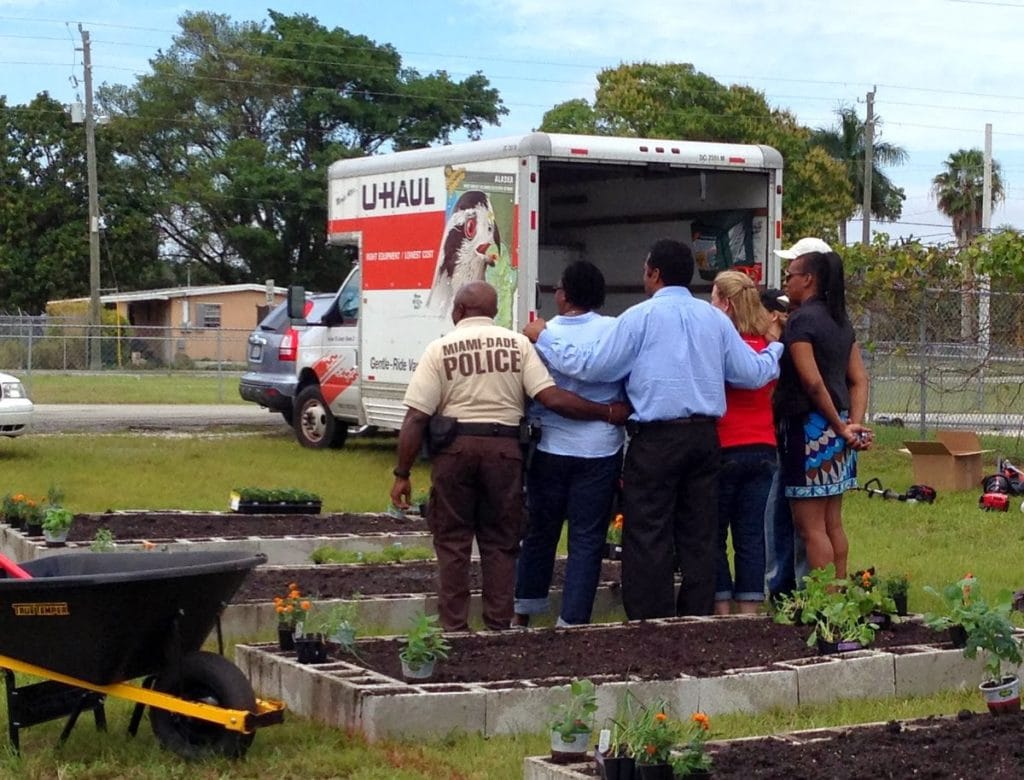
338, 617, 944, 684
233, 560, 621, 602
64, 511, 424, 542
567, 711, 1024, 779
707, 710, 1024, 778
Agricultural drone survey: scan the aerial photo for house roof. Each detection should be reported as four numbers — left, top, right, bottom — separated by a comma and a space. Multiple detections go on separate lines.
51, 284, 288, 305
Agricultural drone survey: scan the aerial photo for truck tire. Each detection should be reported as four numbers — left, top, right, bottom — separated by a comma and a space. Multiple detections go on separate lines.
149, 651, 257, 760
294, 385, 348, 449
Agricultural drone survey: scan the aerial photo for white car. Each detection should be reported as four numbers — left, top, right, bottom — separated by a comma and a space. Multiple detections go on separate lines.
0, 372, 33, 437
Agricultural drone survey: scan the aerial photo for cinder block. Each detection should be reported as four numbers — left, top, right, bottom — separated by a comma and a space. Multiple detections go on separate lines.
359, 689, 486, 740
699, 667, 798, 715
780, 650, 895, 706
894, 645, 986, 697
594, 678, 700, 724
522, 756, 591, 779
485, 683, 560, 735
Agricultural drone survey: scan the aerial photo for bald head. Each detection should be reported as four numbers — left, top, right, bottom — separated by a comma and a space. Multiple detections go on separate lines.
453, 281, 498, 322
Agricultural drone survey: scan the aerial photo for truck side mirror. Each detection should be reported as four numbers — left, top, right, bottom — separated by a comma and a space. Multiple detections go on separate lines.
287, 286, 307, 324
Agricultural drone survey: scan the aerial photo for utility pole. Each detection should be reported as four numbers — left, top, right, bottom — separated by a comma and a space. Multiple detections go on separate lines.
861, 86, 875, 247
79, 25, 102, 370
979, 123, 993, 354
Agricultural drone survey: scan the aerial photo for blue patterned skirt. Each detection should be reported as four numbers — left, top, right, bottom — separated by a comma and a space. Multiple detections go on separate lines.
779, 410, 858, 498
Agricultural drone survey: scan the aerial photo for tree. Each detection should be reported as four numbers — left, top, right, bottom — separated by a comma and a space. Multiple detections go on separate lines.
0, 94, 163, 314
538, 62, 854, 244
100, 11, 506, 291
810, 105, 907, 244
932, 148, 1005, 247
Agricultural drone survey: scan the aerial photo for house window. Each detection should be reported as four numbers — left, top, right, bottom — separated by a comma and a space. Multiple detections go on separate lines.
197, 303, 222, 328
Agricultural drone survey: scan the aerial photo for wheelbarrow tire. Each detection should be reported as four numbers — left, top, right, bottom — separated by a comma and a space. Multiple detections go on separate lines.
149, 651, 257, 760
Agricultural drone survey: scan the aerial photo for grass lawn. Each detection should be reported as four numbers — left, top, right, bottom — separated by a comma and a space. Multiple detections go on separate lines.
1, 424, 1022, 776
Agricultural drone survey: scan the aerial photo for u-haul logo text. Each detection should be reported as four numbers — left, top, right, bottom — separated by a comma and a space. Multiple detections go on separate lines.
13, 602, 70, 617
361, 177, 436, 212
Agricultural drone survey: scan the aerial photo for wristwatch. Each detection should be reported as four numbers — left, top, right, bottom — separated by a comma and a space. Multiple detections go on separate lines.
393, 467, 411, 479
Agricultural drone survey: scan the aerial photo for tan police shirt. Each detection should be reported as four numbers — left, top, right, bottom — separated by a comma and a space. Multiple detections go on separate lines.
403, 316, 556, 426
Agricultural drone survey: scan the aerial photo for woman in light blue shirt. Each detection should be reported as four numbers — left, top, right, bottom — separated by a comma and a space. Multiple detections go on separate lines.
513, 261, 626, 626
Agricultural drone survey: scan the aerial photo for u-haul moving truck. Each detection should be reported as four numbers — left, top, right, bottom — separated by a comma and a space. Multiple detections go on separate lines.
287, 132, 783, 448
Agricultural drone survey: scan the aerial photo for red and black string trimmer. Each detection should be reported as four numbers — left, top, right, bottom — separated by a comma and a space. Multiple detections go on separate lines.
860, 478, 937, 504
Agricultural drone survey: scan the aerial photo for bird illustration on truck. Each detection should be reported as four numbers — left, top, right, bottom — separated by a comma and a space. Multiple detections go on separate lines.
426, 189, 502, 311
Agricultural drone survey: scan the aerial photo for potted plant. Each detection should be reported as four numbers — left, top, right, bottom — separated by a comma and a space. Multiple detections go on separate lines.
309, 602, 360, 650
42, 506, 74, 547
273, 582, 312, 652
670, 712, 713, 778
923, 572, 986, 647
621, 697, 688, 780
927, 574, 1023, 714
774, 564, 879, 652
230, 486, 322, 514
549, 678, 597, 762
398, 612, 450, 680
605, 514, 624, 560
884, 572, 911, 616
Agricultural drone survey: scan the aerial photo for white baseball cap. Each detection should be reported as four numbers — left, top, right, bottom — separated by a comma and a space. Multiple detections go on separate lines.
773, 237, 832, 260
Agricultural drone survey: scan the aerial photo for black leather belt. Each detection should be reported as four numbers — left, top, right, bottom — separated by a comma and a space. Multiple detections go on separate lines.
627, 416, 717, 435
455, 422, 520, 438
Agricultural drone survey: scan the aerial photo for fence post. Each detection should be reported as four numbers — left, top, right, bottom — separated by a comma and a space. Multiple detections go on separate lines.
217, 328, 223, 402
25, 318, 33, 391
918, 288, 928, 437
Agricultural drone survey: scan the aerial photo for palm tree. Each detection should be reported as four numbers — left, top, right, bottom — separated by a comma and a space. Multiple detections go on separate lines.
810, 105, 908, 244
932, 149, 1005, 247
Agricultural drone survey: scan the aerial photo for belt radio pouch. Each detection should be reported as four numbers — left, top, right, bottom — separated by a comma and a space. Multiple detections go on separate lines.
519, 417, 543, 471
426, 414, 458, 456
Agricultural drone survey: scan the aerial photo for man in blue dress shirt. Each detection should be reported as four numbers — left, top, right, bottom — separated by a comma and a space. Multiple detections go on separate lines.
523, 239, 782, 618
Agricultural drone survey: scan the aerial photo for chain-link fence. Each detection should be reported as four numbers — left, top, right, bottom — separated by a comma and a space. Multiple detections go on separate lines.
6, 286, 1024, 436
854, 283, 1024, 435
0, 315, 250, 400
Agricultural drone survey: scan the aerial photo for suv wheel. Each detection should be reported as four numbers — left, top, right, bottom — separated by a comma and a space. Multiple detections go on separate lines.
294, 385, 348, 449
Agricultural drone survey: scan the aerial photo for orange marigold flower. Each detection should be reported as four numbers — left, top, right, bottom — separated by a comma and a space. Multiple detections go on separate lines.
26, 500, 35, 507
13, 494, 24, 501
273, 597, 283, 606
275, 605, 286, 614
692, 712, 710, 730
141, 540, 156, 550
289, 589, 301, 599
654, 712, 667, 722
289, 582, 298, 590
645, 744, 656, 755
300, 600, 311, 611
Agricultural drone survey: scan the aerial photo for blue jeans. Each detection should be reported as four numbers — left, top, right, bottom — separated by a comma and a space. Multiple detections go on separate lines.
764, 468, 808, 600
715, 445, 775, 602
514, 449, 622, 625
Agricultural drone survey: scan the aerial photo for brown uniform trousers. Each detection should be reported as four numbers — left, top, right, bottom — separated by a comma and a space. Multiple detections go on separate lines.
427, 435, 524, 631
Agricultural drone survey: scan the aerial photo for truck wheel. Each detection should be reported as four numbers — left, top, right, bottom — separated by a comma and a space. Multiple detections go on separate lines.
294, 385, 348, 449
149, 651, 257, 760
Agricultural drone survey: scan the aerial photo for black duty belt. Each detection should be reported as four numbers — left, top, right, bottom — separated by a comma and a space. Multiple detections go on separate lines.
455, 422, 520, 438
626, 416, 717, 435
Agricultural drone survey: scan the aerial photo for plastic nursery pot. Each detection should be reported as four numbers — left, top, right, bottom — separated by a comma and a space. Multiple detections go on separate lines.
605, 543, 623, 561
295, 636, 327, 664
550, 730, 590, 763
43, 530, 69, 548
634, 763, 673, 780
868, 612, 893, 630
948, 625, 968, 648
980, 675, 1022, 715
401, 658, 435, 680
893, 592, 909, 616
595, 751, 636, 780
817, 638, 865, 655
278, 626, 296, 652
25, 522, 43, 537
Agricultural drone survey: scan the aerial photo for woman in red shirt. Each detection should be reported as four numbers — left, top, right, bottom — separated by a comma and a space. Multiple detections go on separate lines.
711, 271, 778, 615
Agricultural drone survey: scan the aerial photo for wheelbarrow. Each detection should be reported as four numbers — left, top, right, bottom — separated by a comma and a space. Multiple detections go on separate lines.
0, 549, 284, 758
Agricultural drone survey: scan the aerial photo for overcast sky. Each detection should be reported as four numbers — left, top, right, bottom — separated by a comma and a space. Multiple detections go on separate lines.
2, 0, 1022, 244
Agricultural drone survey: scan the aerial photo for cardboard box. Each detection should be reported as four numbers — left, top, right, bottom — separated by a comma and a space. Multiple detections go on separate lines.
901, 430, 992, 492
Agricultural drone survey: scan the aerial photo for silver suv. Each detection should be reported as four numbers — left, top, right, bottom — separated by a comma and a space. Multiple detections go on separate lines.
238, 293, 338, 424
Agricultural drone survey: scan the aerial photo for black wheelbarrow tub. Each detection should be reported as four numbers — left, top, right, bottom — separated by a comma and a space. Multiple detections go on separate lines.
0, 550, 266, 686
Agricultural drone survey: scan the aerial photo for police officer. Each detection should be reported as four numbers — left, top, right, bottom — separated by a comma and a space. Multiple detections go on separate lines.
391, 281, 629, 632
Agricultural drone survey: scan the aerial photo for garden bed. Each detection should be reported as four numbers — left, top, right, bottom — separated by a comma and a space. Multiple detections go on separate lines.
234, 559, 620, 602
63, 511, 422, 541
524, 711, 1024, 779
345, 616, 941, 683
237, 615, 985, 740
223, 559, 622, 637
